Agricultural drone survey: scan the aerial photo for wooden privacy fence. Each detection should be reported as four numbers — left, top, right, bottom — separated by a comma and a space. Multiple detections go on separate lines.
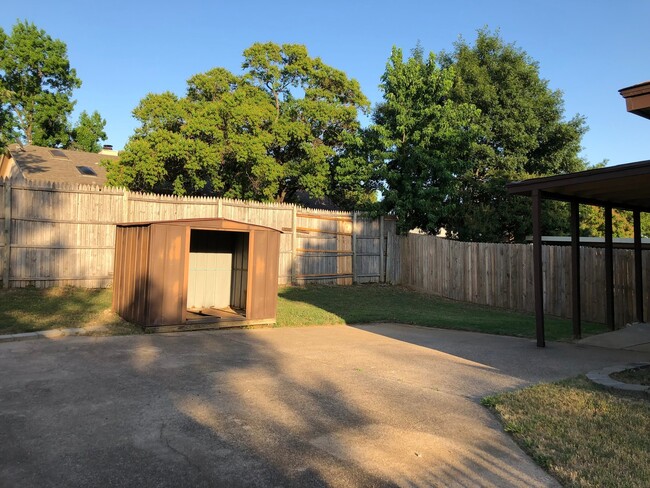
4, 177, 646, 327
0, 178, 396, 289
395, 233, 650, 327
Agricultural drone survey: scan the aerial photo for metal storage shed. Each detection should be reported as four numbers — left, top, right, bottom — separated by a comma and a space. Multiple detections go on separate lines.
112, 218, 281, 331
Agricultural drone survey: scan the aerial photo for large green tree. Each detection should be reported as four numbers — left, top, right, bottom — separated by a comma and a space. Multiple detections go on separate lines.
440, 29, 588, 241
0, 20, 82, 147
372, 45, 479, 233
105, 43, 376, 207
374, 30, 588, 240
67, 110, 107, 153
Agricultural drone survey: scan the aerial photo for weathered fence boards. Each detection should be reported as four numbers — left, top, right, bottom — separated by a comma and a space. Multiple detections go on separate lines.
397, 233, 650, 327
0, 178, 394, 288
4, 177, 646, 328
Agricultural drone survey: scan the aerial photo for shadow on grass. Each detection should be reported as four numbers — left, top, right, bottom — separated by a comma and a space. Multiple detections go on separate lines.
277, 283, 608, 342
0, 287, 140, 334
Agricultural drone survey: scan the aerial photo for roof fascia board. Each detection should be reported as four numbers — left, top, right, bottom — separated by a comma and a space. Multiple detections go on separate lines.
506, 161, 650, 195
518, 190, 648, 213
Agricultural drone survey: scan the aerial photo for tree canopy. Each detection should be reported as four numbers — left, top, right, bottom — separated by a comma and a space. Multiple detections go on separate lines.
0, 20, 80, 147
373, 29, 589, 241
0, 20, 106, 152
441, 29, 588, 241
68, 110, 107, 153
372, 45, 479, 234
105, 42, 377, 207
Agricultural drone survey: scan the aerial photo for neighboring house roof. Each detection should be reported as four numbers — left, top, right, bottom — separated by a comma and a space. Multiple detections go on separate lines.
3, 144, 118, 185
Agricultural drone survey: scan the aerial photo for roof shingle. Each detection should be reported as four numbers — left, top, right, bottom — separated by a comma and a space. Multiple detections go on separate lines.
7, 144, 118, 186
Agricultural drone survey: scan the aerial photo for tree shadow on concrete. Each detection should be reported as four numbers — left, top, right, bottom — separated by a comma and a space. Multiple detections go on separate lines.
0, 319, 561, 487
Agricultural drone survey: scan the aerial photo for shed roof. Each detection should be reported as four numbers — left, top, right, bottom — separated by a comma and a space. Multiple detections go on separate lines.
7, 144, 117, 185
506, 159, 650, 212
116, 217, 283, 233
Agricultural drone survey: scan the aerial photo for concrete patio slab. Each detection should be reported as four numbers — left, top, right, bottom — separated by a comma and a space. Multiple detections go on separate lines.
579, 322, 650, 352
0, 324, 648, 487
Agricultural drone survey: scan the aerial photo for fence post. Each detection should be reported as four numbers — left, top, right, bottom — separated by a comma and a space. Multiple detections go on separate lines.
385, 231, 392, 284
2, 179, 11, 288
352, 211, 358, 284
122, 190, 129, 222
379, 215, 384, 283
291, 206, 297, 284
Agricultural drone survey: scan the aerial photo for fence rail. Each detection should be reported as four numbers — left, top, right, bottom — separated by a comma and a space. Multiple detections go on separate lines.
0, 178, 395, 288
396, 233, 650, 328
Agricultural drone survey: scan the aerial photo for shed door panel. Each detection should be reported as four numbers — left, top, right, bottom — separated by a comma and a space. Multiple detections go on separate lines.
250, 230, 268, 319
147, 225, 187, 326
187, 252, 232, 309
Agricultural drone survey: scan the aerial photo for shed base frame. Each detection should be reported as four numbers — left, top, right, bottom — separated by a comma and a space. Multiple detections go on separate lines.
143, 318, 276, 334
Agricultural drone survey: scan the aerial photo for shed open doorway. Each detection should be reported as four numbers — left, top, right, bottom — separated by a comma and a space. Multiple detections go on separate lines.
187, 229, 249, 322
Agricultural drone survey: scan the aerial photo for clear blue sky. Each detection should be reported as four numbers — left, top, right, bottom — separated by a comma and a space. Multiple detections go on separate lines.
3, 0, 650, 166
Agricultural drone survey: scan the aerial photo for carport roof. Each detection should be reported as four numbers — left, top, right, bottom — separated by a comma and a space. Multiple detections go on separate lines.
506, 159, 650, 212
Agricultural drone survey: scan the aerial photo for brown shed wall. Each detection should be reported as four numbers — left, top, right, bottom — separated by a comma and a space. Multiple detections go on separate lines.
230, 232, 249, 309
112, 224, 151, 325
248, 229, 280, 319
146, 224, 189, 326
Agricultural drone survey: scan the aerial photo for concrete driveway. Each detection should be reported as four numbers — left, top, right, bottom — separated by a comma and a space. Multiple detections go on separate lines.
1, 324, 648, 487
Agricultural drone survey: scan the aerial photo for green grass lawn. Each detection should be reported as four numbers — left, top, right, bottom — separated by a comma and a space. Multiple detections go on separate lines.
0, 287, 141, 335
277, 284, 607, 341
0, 283, 607, 341
483, 377, 650, 488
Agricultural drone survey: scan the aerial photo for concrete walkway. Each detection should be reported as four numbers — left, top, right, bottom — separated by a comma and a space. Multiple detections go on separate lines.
579, 322, 650, 352
1, 324, 648, 488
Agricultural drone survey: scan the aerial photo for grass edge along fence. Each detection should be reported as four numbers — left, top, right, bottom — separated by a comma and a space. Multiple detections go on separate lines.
0, 177, 396, 289
395, 233, 650, 328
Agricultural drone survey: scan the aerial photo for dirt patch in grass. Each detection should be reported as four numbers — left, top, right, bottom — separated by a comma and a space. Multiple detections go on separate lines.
611, 365, 650, 386
0, 287, 142, 336
483, 376, 650, 488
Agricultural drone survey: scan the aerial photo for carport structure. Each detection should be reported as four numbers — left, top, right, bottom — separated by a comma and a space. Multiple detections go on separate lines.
507, 81, 650, 347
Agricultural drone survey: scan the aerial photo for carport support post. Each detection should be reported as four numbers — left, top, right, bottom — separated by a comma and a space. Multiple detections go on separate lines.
604, 205, 615, 330
633, 209, 644, 323
570, 200, 581, 339
532, 189, 545, 347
